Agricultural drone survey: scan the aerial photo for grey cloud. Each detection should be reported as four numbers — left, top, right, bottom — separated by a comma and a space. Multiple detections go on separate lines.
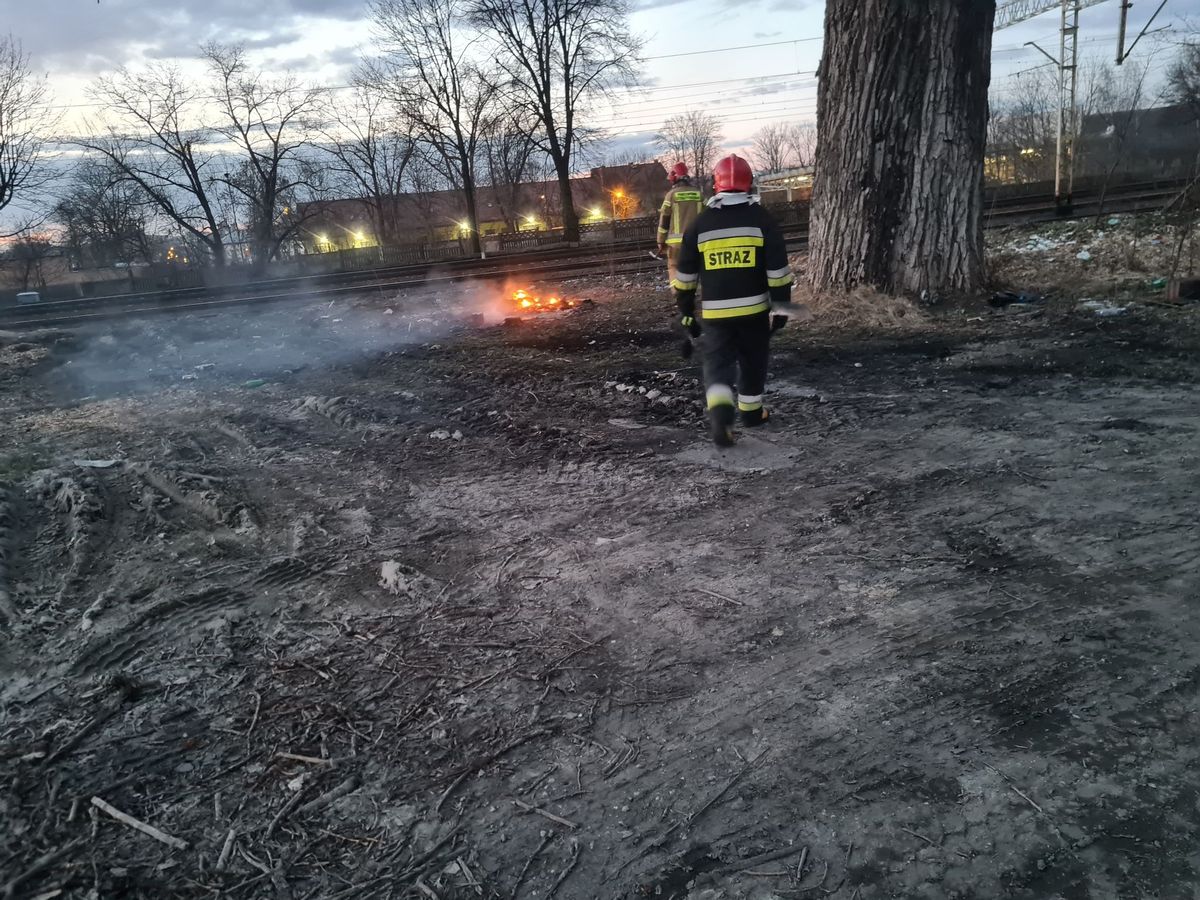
9, 0, 366, 75
631, 0, 698, 9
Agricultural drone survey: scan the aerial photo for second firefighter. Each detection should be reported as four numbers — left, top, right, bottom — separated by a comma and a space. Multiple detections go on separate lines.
657, 163, 704, 287
672, 154, 795, 447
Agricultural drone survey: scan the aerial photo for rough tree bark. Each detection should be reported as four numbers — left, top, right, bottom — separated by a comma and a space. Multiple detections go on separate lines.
808, 0, 995, 296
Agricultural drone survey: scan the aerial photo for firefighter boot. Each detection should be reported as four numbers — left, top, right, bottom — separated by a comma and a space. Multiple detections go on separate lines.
709, 404, 735, 447
739, 394, 768, 428
741, 406, 769, 427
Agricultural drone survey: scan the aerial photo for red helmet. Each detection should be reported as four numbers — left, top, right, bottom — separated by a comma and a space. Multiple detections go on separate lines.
712, 154, 753, 193
668, 162, 689, 184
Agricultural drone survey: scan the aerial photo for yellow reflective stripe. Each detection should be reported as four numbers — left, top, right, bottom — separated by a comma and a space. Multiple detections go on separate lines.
674, 191, 702, 202
698, 237, 764, 252
701, 301, 770, 319
665, 236, 683, 245
706, 385, 735, 408
738, 399, 763, 412
768, 274, 794, 288
671, 278, 697, 292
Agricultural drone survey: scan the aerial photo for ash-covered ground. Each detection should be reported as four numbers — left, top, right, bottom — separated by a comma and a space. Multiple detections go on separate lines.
1, 262, 1199, 900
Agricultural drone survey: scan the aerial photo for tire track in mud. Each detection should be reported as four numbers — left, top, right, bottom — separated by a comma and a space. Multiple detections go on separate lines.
34, 470, 106, 608
296, 395, 368, 431
70, 554, 335, 676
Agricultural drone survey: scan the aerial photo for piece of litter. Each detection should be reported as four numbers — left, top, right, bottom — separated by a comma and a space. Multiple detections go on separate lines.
1076, 250, 1092, 261
74, 459, 121, 469
182, 373, 198, 381
429, 429, 451, 440
384, 308, 395, 315
451, 430, 463, 441
1078, 299, 1127, 317
194, 363, 215, 370
645, 389, 662, 401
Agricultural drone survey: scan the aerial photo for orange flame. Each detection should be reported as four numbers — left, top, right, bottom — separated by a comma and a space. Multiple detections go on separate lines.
510, 287, 575, 312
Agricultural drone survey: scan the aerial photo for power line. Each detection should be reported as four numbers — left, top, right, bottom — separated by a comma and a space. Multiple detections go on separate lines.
643, 36, 823, 62
604, 83, 816, 115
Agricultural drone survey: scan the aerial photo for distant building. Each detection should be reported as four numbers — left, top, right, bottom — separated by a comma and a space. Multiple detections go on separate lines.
756, 167, 815, 203
986, 102, 1200, 185
299, 162, 669, 253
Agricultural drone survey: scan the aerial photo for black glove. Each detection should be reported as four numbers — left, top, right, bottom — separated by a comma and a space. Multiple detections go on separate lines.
771, 314, 788, 333
680, 338, 694, 360
681, 315, 702, 338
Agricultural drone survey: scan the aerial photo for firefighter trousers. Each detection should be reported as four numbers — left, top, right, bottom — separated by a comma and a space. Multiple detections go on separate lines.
666, 245, 681, 287
701, 312, 770, 415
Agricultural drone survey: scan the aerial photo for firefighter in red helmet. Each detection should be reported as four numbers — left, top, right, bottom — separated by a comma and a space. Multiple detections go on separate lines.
657, 162, 704, 287
672, 154, 795, 447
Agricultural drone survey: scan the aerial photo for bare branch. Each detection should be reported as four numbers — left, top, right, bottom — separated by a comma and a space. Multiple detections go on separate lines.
0, 35, 57, 219
469, 0, 643, 241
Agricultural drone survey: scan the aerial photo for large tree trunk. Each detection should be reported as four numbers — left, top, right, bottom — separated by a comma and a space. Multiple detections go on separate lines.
556, 167, 580, 244
808, 0, 995, 296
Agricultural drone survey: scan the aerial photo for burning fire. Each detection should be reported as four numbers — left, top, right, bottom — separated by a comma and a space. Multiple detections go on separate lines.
512, 288, 576, 312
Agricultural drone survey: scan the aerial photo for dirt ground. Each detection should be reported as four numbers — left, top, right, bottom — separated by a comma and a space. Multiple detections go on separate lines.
1, 252, 1199, 900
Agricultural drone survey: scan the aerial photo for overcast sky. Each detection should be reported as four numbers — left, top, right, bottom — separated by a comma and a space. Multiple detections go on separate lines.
5, 0, 1196, 207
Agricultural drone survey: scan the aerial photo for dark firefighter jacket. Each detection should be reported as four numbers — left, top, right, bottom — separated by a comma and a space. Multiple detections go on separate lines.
672, 195, 794, 319
657, 182, 704, 247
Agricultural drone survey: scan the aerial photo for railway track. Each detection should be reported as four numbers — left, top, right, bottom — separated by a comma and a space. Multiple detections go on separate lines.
2, 179, 1186, 330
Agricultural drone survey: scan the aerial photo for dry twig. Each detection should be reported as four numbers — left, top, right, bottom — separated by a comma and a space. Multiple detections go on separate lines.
90, 797, 188, 850
511, 798, 578, 829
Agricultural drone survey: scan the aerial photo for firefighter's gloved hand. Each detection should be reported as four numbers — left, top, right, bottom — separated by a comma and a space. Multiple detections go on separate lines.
681, 315, 702, 338
657, 243, 666, 255
771, 314, 788, 333
680, 338, 694, 360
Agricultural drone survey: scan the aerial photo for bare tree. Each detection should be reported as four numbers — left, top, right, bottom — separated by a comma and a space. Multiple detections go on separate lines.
0, 36, 56, 231
53, 158, 155, 268
656, 110, 723, 187
751, 123, 793, 174
987, 73, 1058, 183
470, 0, 642, 243
1168, 40, 1200, 121
480, 113, 539, 232
82, 65, 228, 265
319, 85, 416, 247
786, 122, 818, 169
368, 0, 496, 255
592, 147, 658, 167
205, 44, 326, 269
0, 228, 53, 291
809, 0, 994, 295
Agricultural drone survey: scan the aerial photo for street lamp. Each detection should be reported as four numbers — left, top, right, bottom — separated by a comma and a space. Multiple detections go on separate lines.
609, 188, 625, 221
